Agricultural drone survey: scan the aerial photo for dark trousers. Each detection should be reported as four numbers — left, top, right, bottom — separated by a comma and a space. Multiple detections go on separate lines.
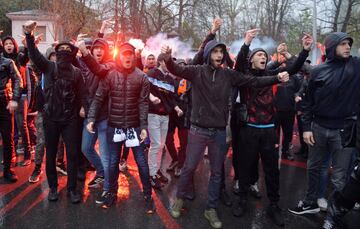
221, 143, 230, 189
275, 110, 296, 152
0, 103, 15, 171
106, 127, 152, 197
330, 161, 360, 218
176, 125, 227, 209
230, 112, 242, 181
44, 118, 80, 191
27, 115, 37, 147
15, 97, 31, 159
238, 126, 280, 203
165, 115, 189, 168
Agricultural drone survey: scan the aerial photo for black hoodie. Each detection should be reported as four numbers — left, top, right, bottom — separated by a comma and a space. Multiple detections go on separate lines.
77, 38, 110, 121
302, 32, 360, 131
26, 33, 86, 121
165, 40, 282, 129
2, 36, 29, 94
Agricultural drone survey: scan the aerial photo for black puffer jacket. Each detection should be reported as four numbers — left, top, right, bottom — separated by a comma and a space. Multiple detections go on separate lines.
88, 67, 150, 130
0, 56, 22, 103
26, 33, 86, 121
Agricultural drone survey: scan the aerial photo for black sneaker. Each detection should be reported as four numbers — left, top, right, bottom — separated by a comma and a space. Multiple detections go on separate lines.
220, 189, 232, 207
96, 191, 108, 204
102, 192, 117, 209
323, 198, 349, 229
267, 203, 285, 227
88, 175, 104, 188
233, 180, 240, 195
288, 200, 320, 215
166, 160, 178, 172
3, 168, 18, 183
249, 183, 262, 199
29, 165, 42, 183
174, 166, 181, 177
156, 170, 169, 183
151, 176, 163, 190
233, 198, 247, 217
322, 219, 336, 229
56, 162, 67, 176
144, 196, 156, 214
48, 187, 59, 201
67, 190, 82, 204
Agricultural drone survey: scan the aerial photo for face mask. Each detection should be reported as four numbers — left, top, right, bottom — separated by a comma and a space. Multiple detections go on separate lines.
56, 50, 75, 63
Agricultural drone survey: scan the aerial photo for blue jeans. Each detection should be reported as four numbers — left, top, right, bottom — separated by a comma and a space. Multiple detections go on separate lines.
81, 120, 108, 178
176, 125, 227, 209
106, 126, 152, 197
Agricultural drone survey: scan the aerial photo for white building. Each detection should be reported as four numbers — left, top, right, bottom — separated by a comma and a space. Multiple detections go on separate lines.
6, 10, 62, 54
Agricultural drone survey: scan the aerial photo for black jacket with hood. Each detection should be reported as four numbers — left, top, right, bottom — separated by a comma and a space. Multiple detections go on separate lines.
2, 36, 29, 94
234, 44, 309, 124
302, 32, 360, 131
0, 50, 22, 104
26, 33, 86, 122
1, 36, 29, 68
165, 40, 282, 129
75, 38, 110, 122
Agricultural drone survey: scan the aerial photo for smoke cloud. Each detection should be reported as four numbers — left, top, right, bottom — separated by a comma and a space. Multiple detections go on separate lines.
229, 37, 277, 56
128, 33, 196, 61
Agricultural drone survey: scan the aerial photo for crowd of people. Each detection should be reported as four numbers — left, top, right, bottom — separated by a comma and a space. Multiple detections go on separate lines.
0, 18, 359, 229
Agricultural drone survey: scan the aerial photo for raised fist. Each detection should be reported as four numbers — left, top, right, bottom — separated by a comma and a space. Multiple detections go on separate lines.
302, 33, 313, 51
23, 21, 37, 34
161, 45, 172, 55
244, 28, 260, 46
211, 18, 223, 34
277, 71, 289, 82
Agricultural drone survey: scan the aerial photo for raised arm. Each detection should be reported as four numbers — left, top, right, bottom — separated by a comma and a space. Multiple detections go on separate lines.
267, 35, 313, 75
23, 21, 51, 73
78, 40, 116, 78
234, 29, 260, 73
230, 69, 289, 88
192, 18, 222, 65
234, 44, 250, 73
162, 46, 200, 82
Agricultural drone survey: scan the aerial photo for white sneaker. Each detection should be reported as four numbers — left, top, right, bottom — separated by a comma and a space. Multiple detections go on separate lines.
354, 203, 360, 211
233, 180, 239, 194
317, 198, 328, 211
